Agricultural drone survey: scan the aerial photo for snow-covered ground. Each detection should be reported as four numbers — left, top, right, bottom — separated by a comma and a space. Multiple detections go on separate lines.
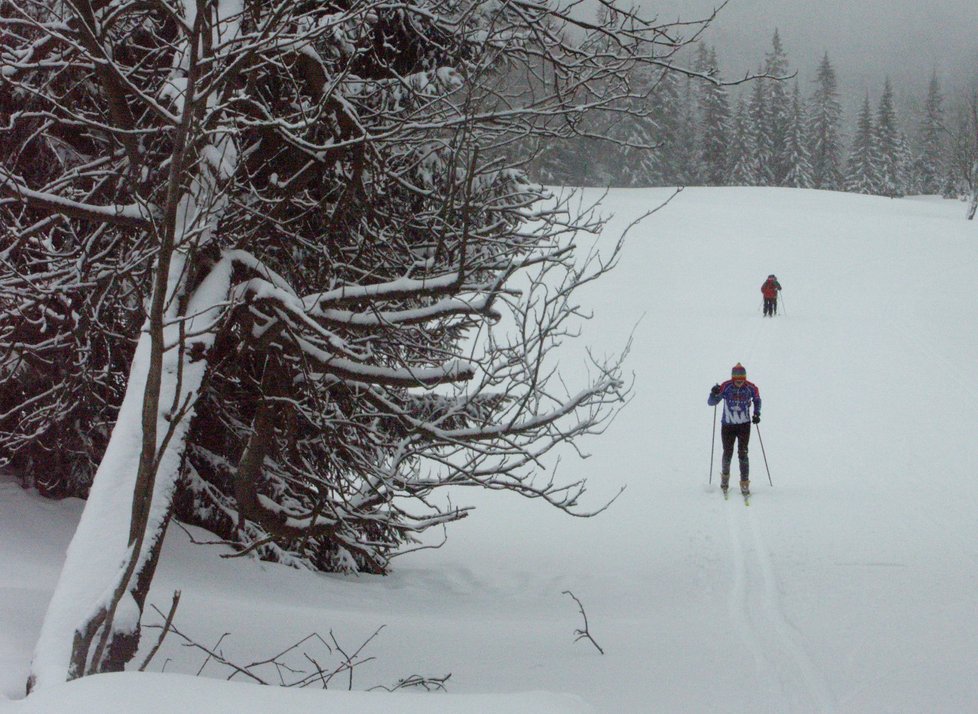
3, 186, 978, 713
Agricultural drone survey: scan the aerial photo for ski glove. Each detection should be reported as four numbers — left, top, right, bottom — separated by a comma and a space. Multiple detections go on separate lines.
752, 414, 761, 424
710, 384, 721, 397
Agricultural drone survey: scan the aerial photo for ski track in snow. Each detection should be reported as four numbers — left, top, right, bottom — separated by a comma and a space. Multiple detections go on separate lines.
746, 506, 837, 712
724, 499, 775, 684
724, 500, 837, 713
719, 305, 837, 713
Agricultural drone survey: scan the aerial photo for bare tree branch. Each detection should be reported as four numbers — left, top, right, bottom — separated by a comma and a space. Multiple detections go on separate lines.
563, 590, 605, 655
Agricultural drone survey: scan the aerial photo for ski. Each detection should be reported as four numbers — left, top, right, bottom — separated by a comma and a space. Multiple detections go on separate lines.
720, 487, 749, 505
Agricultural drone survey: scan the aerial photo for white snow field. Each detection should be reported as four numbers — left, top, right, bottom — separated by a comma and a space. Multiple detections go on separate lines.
3, 186, 978, 713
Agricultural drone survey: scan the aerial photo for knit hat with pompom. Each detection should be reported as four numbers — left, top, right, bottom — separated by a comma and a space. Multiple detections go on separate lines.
731, 363, 746, 379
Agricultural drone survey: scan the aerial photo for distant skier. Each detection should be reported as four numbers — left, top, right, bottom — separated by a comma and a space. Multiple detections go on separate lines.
761, 274, 782, 317
708, 363, 761, 496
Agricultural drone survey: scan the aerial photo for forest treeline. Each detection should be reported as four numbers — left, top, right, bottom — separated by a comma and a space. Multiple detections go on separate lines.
534, 30, 978, 201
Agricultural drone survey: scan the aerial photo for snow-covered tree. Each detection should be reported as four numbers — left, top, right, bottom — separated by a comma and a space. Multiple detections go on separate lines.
898, 130, 918, 195
808, 52, 844, 191
783, 83, 814, 188
697, 46, 730, 185
1, 0, 713, 688
875, 78, 905, 197
951, 90, 978, 218
647, 68, 685, 185
676, 76, 705, 185
945, 90, 978, 203
763, 30, 792, 185
726, 96, 760, 185
915, 72, 947, 195
748, 68, 774, 185
598, 62, 662, 187
845, 94, 880, 194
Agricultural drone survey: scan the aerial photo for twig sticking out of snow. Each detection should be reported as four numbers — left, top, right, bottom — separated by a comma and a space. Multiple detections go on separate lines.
369, 673, 452, 692
142, 611, 448, 691
563, 590, 605, 655
139, 591, 181, 672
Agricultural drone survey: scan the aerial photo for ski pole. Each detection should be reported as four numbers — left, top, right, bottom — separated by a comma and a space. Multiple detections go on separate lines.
755, 424, 773, 486
709, 403, 717, 484
779, 292, 787, 316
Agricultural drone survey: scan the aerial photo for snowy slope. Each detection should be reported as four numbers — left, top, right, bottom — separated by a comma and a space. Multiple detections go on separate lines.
3, 187, 978, 713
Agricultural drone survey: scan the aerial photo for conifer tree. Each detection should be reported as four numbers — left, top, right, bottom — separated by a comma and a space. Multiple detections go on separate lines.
698, 46, 731, 185
676, 77, 704, 185
875, 78, 905, 197
615, 64, 668, 187
748, 67, 774, 185
783, 83, 815, 188
763, 30, 792, 184
845, 94, 880, 194
809, 52, 844, 190
948, 89, 978, 212
727, 96, 760, 185
648, 69, 685, 185
916, 72, 947, 195
900, 131, 919, 195
534, 135, 588, 187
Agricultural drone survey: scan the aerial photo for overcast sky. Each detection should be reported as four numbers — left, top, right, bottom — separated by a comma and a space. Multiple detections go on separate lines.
635, 0, 978, 101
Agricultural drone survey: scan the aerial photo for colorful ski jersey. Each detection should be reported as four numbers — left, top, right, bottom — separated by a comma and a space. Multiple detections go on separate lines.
708, 380, 761, 425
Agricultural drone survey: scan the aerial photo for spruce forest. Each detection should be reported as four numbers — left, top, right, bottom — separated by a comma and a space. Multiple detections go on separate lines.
537, 30, 978, 202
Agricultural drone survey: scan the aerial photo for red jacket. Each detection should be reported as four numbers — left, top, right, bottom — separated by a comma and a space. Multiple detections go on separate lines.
761, 279, 781, 299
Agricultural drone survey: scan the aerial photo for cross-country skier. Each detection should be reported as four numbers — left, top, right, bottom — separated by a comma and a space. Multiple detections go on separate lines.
708, 363, 761, 496
761, 274, 782, 317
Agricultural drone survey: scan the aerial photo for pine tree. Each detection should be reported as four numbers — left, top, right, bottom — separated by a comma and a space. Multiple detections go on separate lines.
628, 65, 676, 186
809, 52, 844, 190
900, 131, 920, 195
727, 96, 760, 185
613, 98, 660, 187
569, 22, 666, 188
648, 69, 685, 185
676, 76, 704, 185
845, 94, 880, 194
916, 72, 947, 195
783, 83, 814, 188
698, 46, 731, 185
763, 29, 792, 184
947, 90, 978, 203
748, 67, 774, 185
535, 135, 588, 187
875, 78, 905, 197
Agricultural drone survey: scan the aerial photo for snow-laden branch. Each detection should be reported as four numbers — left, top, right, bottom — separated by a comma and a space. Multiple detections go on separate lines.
0, 168, 158, 228
6, 0, 686, 685
292, 333, 476, 389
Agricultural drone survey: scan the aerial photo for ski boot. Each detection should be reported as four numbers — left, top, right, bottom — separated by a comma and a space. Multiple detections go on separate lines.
740, 479, 750, 496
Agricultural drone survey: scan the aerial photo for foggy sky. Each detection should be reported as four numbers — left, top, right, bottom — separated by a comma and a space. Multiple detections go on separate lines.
633, 0, 978, 98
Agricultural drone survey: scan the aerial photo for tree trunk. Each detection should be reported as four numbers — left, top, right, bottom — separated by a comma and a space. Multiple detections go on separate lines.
968, 160, 978, 220
28, 256, 232, 690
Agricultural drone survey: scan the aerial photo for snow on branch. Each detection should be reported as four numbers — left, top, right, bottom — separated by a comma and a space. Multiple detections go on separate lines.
8, 0, 679, 685
292, 334, 477, 389
0, 168, 158, 228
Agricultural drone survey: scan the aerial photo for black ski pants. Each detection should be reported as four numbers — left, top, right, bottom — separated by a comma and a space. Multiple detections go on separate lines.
720, 422, 751, 478
763, 296, 777, 316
